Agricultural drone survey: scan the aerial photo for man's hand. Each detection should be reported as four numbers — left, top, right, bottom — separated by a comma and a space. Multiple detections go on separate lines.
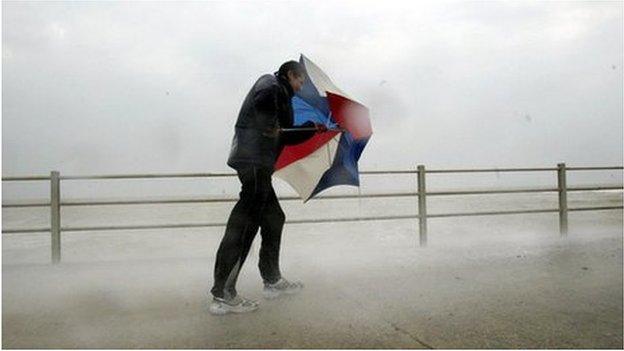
263, 128, 280, 138
315, 123, 328, 133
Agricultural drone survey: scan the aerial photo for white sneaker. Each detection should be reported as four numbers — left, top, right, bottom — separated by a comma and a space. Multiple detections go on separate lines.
208, 295, 259, 315
263, 278, 304, 299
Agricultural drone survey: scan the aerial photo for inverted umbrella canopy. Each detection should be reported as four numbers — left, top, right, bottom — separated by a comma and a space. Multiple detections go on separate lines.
274, 54, 372, 201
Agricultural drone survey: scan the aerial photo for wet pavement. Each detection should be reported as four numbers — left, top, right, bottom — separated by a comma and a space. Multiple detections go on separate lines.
3, 212, 622, 348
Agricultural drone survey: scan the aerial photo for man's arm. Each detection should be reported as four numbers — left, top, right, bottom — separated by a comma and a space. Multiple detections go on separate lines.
280, 121, 319, 145
253, 84, 279, 121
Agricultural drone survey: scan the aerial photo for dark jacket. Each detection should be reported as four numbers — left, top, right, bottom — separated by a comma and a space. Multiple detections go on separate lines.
227, 73, 315, 170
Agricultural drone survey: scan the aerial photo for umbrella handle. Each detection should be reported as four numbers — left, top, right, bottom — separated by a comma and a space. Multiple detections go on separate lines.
279, 127, 346, 133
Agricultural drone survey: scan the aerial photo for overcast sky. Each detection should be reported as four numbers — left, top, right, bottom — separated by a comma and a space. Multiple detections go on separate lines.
2, 1, 623, 197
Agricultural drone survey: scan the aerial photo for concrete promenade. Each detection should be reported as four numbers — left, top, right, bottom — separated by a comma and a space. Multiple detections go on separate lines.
3, 208, 623, 348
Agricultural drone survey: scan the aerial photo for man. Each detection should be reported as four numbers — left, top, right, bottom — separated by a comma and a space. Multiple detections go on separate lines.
209, 61, 326, 315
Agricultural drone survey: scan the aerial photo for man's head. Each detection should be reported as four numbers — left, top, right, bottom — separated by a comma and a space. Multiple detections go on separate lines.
278, 60, 306, 92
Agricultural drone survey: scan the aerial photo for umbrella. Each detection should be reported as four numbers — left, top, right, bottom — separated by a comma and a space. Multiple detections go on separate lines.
274, 54, 372, 201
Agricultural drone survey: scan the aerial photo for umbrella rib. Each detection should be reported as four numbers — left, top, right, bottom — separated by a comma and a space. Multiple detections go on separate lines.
326, 143, 331, 168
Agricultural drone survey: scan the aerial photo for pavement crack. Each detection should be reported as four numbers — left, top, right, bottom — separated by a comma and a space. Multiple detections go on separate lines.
338, 289, 435, 349
385, 320, 435, 349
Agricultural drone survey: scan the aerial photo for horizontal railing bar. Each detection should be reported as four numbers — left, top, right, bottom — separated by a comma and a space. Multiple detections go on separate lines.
567, 166, 623, 171
2, 176, 50, 181
55, 215, 421, 232
5, 204, 622, 234
568, 186, 623, 191
428, 188, 558, 196
2, 228, 51, 234
60, 168, 558, 178
285, 214, 418, 224
2, 202, 50, 208
5, 185, 622, 208
61, 171, 421, 179
60, 173, 236, 180
57, 193, 419, 206
426, 167, 557, 173
61, 198, 237, 206
62, 223, 226, 231
429, 185, 623, 196
360, 170, 417, 175
427, 166, 623, 174
428, 208, 560, 218
568, 206, 623, 212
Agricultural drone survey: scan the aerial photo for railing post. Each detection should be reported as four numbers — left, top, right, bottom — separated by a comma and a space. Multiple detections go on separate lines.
417, 165, 428, 247
557, 163, 568, 236
50, 171, 61, 264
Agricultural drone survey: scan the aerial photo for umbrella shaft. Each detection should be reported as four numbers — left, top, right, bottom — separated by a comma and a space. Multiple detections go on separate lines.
280, 127, 344, 132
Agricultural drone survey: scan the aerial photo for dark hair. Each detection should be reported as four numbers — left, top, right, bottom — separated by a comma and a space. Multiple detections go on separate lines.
277, 60, 305, 78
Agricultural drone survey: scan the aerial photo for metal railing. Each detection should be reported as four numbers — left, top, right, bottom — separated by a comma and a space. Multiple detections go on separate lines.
2, 163, 623, 264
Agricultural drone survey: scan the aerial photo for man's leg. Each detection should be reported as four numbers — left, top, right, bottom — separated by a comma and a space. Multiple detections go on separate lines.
211, 166, 271, 299
258, 187, 285, 284
258, 188, 304, 299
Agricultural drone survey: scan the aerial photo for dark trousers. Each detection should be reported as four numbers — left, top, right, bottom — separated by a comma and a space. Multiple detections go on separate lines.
211, 165, 285, 299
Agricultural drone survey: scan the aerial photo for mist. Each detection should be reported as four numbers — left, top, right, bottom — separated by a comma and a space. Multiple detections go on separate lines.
2, 1, 623, 200
2, 1, 623, 348
3, 191, 623, 348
